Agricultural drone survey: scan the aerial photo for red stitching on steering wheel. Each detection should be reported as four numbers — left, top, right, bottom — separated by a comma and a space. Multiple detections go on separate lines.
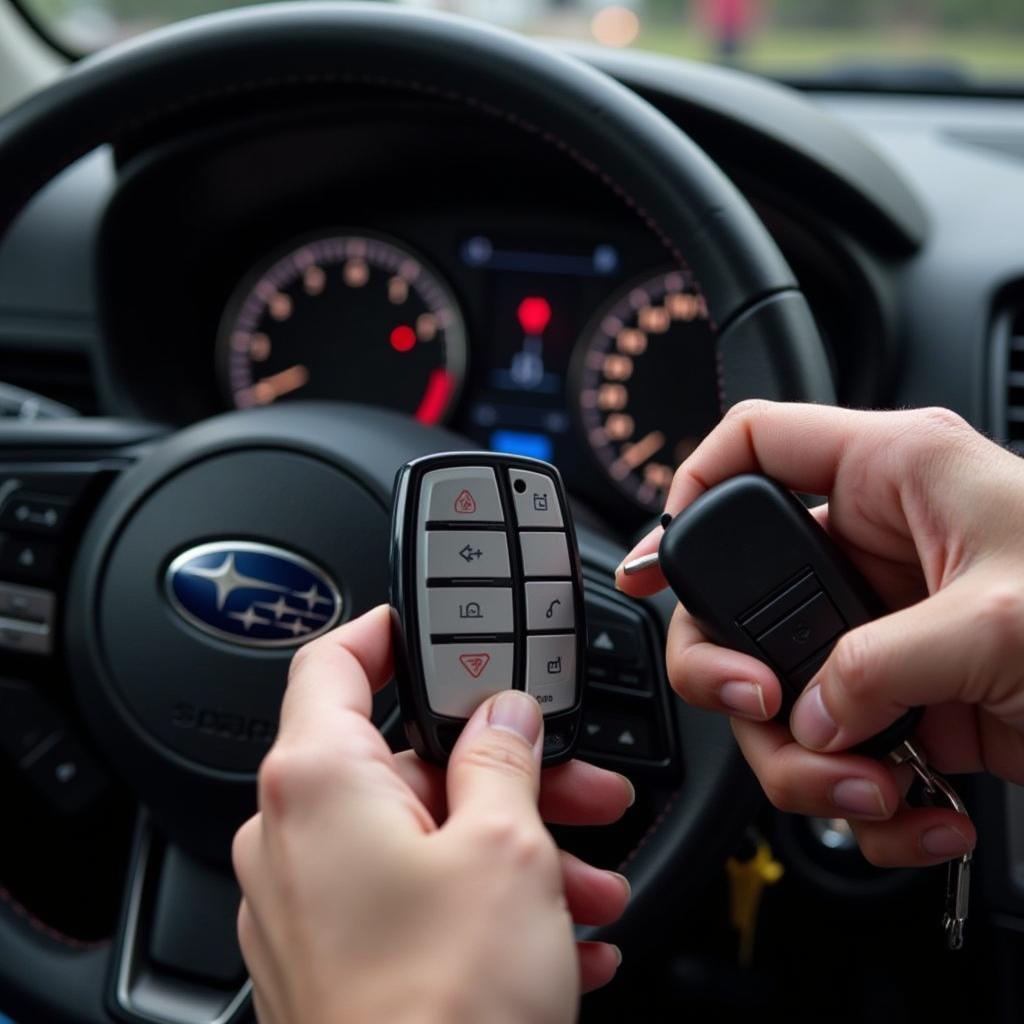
0, 884, 108, 951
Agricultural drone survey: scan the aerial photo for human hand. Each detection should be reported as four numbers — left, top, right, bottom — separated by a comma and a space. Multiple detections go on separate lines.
616, 401, 1024, 868
232, 605, 633, 1024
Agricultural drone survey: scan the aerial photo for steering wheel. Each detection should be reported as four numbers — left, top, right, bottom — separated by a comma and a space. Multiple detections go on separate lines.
0, 5, 835, 1022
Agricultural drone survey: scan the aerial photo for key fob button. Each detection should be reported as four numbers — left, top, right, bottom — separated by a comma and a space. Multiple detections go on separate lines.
526, 634, 576, 713
423, 642, 515, 717
519, 532, 571, 578
426, 586, 513, 635
755, 590, 845, 672
420, 467, 504, 524
525, 581, 575, 631
425, 531, 511, 580
508, 469, 563, 528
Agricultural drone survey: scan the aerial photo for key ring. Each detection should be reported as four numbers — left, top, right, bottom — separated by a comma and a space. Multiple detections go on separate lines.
889, 739, 972, 950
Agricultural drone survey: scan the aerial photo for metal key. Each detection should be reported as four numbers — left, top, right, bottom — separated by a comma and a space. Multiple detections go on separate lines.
889, 739, 972, 949
623, 474, 972, 948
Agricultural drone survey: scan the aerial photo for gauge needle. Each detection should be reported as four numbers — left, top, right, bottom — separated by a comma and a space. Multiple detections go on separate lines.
610, 430, 666, 479
249, 364, 310, 404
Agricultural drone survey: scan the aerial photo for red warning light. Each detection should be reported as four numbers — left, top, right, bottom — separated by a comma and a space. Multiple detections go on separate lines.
517, 296, 551, 336
390, 324, 416, 352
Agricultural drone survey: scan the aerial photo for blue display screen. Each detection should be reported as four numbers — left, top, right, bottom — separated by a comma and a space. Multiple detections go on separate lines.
489, 429, 554, 462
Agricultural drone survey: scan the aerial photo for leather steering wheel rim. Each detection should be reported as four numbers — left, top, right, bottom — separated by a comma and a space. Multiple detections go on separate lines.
0, 5, 834, 1021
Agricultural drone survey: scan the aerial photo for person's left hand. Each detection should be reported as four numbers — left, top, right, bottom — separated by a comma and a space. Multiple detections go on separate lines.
232, 605, 633, 1024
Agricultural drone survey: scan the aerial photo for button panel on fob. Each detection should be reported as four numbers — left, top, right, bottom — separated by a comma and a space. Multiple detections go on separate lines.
393, 455, 585, 765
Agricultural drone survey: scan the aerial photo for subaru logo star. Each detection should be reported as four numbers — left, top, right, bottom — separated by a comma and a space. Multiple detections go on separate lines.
165, 541, 343, 648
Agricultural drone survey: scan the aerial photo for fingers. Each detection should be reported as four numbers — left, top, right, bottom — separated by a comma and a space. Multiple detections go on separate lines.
538, 760, 635, 825
615, 402, 874, 596
392, 752, 635, 827
560, 851, 630, 927
665, 604, 781, 721
578, 941, 622, 994
279, 604, 394, 731
789, 575, 1024, 753
444, 690, 544, 829
731, 718, 902, 821
850, 808, 977, 869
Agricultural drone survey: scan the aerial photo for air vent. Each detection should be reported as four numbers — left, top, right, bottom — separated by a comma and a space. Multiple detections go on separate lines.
994, 296, 1024, 449
0, 348, 97, 414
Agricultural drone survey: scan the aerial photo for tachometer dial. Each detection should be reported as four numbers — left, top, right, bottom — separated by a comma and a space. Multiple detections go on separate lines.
219, 233, 466, 422
573, 269, 719, 511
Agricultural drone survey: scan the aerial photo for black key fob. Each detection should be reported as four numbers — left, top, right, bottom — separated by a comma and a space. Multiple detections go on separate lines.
657, 474, 921, 758
390, 452, 586, 766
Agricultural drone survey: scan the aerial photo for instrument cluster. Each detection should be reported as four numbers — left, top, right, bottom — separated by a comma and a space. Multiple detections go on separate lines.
217, 227, 720, 523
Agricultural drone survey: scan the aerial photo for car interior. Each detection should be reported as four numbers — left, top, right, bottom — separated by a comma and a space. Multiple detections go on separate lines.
1, 1, 1023, 1021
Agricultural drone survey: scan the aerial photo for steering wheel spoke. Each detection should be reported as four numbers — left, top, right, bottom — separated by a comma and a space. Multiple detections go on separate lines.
112, 816, 251, 1024
0, 419, 162, 661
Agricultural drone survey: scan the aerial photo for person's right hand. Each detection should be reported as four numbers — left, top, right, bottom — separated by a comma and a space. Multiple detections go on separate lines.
616, 401, 1024, 868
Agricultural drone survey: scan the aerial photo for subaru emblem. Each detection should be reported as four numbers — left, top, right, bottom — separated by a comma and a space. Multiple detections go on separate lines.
165, 541, 343, 648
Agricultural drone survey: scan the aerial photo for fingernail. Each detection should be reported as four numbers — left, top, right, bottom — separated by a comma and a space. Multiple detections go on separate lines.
611, 944, 623, 967
791, 685, 838, 750
622, 776, 636, 807
719, 681, 768, 720
488, 690, 542, 745
921, 825, 974, 859
608, 872, 632, 899
831, 778, 889, 818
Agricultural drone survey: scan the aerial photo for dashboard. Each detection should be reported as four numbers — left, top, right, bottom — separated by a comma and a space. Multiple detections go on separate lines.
1, 49, 1022, 538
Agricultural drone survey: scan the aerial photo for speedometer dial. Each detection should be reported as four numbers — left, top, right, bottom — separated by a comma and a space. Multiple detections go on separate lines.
574, 269, 719, 511
219, 233, 466, 422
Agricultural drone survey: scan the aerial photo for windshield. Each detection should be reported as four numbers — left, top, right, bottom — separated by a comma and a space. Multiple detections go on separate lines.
15, 0, 1024, 92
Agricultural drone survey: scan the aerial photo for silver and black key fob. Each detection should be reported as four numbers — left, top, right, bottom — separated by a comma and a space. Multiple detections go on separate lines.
390, 452, 586, 766
656, 474, 922, 758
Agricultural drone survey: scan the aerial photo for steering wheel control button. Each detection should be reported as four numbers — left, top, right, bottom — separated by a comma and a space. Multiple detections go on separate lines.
0, 580, 54, 623
393, 454, 584, 765
425, 530, 511, 580
508, 468, 563, 528
420, 467, 504, 524
20, 730, 107, 816
754, 590, 844, 673
0, 615, 52, 655
0, 535, 59, 584
0, 493, 72, 534
581, 707, 657, 761
588, 621, 639, 663
519, 531, 571, 577
426, 586, 513, 636
422, 642, 514, 717
525, 635, 576, 713
525, 581, 575, 631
